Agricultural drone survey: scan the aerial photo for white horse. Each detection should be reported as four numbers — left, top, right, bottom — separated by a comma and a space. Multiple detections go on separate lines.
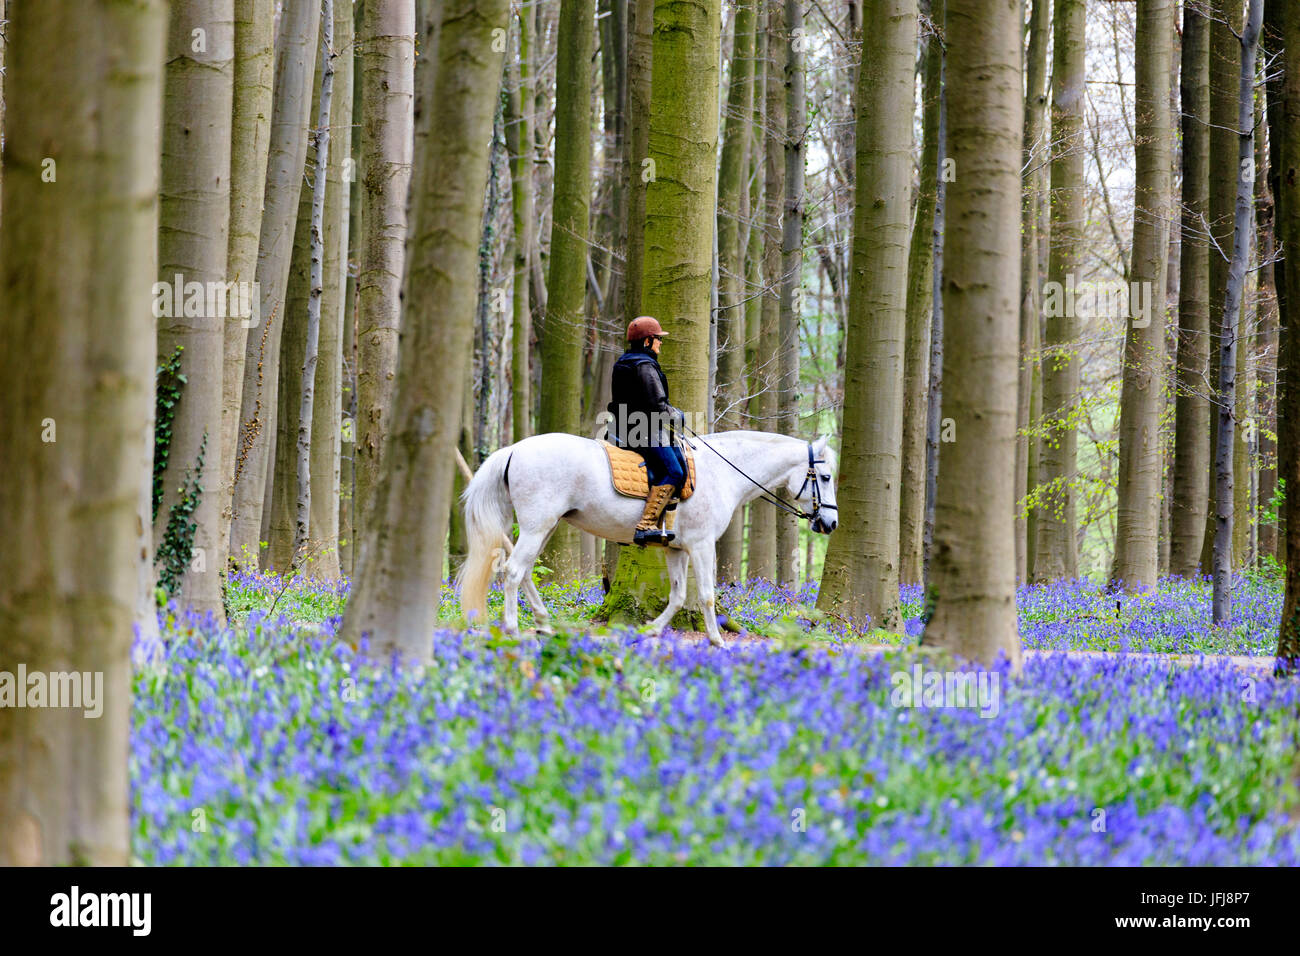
456, 430, 839, 648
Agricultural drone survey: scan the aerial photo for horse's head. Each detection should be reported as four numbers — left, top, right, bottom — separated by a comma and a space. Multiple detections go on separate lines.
786, 435, 838, 534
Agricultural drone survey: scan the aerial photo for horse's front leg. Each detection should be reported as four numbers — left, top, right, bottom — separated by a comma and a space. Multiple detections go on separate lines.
689, 545, 727, 649
646, 547, 690, 634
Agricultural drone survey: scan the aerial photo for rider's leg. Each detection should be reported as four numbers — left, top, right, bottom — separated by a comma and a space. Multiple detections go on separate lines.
634, 446, 684, 545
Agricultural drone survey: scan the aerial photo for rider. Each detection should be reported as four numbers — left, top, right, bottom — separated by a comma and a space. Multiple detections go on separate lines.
607, 316, 688, 546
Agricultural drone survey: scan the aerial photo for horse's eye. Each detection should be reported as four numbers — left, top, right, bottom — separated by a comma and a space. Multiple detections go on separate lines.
820, 475, 829, 483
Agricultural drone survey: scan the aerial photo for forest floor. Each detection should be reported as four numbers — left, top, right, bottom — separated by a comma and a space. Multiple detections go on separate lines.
127, 569, 1299, 865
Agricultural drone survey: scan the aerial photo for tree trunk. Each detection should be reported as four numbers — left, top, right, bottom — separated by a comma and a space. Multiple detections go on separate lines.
230, 0, 322, 568
1274, 0, 1300, 668
267, 51, 325, 573
749, 0, 787, 584
155, 0, 234, 621
0, 0, 166, 865
715, 0, 757, 585
1201, 0, 1243, 573
293, 2, 336, 571
742, 24, 768, 581
221, 0, 276, 576
1112, 0, 1173, 591
1256, 82, 1280, 561
539, 0, 595, 583
901, 0, 944, 586
309, 0, 352, 580
507, 2, 536, 443
817, 0, 915, 632
776, 0, 805, 586
600, 0, 721, 624
1170, 1, 1210, 578
354, 0, 415, 564
339, 0, 507, 661
1032, 0, 1085, 583
923, 27, 946, 592
1017, 0, 1050, 584
1213, 0, 1264, 624
623, 0, 654, 321
920, 0, 1022, 669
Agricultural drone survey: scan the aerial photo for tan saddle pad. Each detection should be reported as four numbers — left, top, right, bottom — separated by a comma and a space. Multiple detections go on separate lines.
600, 440, 696, 501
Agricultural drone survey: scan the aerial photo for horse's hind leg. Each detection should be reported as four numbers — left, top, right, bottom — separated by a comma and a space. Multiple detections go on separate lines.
502, 528, 551, 635
521, 575, 553, 635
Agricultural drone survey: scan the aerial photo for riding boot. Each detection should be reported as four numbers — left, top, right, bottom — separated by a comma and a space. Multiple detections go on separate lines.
634, 484, 676, 546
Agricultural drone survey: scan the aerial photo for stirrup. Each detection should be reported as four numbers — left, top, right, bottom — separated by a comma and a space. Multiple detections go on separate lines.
634, 527, 672, 547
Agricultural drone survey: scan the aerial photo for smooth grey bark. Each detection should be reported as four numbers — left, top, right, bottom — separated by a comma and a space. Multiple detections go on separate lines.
1017, 0, 1050, 584
920, 0, 1023, 669
1212, 0, 1264, 625
229, 0, 322, 568
0, 0, 166, 866
1170, 3, 1211, 578
310, 0, 353, 580
1033, 0, 1085, 582
714, 0, 756, 584
816, 0, 916, 631
923, 1, 946, 592
1111, 0, 1173, 591
220, 0, 276, 575
339, 0, 506, 661
294, 0, 335, 567
155, 0, 234, 621
355, 0, 415, 556
749, 0, 786, 584
902, 1, 944, 586
776, 0, 806, 586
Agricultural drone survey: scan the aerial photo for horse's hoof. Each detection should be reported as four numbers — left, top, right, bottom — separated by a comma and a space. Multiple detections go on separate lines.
536, 624, 555, 637
708, 635, 729, 650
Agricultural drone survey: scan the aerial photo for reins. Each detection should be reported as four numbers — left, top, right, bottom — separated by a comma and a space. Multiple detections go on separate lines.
677, 422, 835, 525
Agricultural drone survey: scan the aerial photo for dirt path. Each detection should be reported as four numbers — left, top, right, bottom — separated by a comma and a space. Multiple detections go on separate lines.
656, 630, 1278, 673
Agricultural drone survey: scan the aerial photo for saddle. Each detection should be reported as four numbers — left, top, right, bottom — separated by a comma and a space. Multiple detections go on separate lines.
600, 440, 696, 501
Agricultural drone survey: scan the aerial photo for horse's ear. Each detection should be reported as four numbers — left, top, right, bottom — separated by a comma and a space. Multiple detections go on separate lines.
813, 434, 829, 454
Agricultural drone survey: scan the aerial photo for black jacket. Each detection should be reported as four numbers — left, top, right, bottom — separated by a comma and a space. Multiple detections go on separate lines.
607, 349, 678, 447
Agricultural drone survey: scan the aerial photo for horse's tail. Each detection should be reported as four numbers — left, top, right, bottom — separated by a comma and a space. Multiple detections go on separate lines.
456, 445, 515, 623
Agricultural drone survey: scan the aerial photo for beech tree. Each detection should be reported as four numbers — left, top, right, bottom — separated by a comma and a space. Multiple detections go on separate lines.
1171, 1, 1211, 578
340, 0, 507, 660
600, 0, 721, 623
1033, 0, 1085, 583
154, 0, 234, 620
817, 0, 916, 632
220, 0, 276, 575
230, 0, 322, 567
920, 0, 1023, 668
539, 0, 595, 583
0, 0, 167, 865
1112, 0, 1173, 591
354, 0, 416, 555
715, 0, 757, 584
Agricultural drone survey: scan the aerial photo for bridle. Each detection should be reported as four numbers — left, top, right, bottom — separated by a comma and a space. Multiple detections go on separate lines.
679, 423, 837, 530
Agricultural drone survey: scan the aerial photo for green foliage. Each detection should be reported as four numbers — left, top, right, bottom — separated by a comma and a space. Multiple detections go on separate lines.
1261, 477, 1285, 528
1245, 553, 1284, 590
155, 431, 206, 601
152, 345, 187, 524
